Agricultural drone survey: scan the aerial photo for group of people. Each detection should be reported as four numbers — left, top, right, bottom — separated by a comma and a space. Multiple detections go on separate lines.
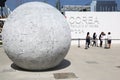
85, 32, 112, 49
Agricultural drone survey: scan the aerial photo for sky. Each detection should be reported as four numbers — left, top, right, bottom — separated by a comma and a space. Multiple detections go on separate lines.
5, 0, 120, 11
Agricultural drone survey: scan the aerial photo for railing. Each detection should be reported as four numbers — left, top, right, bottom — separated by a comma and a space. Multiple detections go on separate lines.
71, 38, 120, 48
72, 38, 86, 47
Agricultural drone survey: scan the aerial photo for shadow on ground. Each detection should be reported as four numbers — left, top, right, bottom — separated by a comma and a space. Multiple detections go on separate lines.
11, 59, 71, 72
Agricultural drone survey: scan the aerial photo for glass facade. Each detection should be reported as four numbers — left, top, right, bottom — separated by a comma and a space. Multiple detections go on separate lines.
96, 1, 117, 11
91, 0, 118, 11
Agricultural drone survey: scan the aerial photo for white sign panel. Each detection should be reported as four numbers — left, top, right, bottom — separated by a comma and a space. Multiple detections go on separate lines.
65, 12, 120, 41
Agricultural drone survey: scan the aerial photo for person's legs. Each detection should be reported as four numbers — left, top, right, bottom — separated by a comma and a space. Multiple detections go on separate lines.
94, 40, 96, 46
85, 42, 88, 49
100, 40, 102, 47
108, 40, 111, 48
92, 41, 95, 46
88, 41, 90, 48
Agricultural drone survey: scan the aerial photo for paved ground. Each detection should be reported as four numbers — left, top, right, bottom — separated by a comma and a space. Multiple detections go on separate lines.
0, 44, 120, 80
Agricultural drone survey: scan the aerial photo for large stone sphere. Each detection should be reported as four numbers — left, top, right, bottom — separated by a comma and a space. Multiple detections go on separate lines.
2, 2, 71, 70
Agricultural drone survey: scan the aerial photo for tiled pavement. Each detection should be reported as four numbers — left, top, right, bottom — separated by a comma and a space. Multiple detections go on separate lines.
0, 44, 120, 80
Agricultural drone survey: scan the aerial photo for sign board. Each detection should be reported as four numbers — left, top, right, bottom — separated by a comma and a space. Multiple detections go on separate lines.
65, 12, 120, 44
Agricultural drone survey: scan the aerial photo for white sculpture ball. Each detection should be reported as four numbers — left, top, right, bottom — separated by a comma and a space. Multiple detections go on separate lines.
2, 2, 71, 70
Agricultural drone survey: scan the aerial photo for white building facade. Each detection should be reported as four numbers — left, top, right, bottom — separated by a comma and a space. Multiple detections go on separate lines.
65, 12, 120, 45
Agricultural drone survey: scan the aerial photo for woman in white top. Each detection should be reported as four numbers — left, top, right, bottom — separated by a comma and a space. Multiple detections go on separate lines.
107, 32, 112, 48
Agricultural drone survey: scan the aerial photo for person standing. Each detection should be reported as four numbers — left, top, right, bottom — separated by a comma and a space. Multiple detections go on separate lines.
85, 32, 90, 49
107, 32, 112, 48
99, 32, 104, 47
92, 32, 97, 46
